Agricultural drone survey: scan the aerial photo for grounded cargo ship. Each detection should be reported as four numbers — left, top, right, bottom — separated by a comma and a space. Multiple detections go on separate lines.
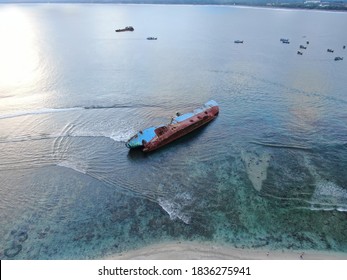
126, 100, 219, 152
115, 26, 134, 32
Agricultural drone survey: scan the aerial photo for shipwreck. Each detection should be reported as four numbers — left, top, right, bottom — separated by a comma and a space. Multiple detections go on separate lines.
126, 100, 219, 152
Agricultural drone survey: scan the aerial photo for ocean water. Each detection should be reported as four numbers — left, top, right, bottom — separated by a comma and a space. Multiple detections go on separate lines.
0, 3, 347, 259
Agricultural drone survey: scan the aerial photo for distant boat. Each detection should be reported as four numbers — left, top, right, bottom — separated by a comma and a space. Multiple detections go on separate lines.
280, 38, 290, 44
306, 41, 310, 44
297, 51, 303, 55
126, 100, 219, 152
147, 37, 157, 40
334, 56, 343, 61
343, 45, 346, 49
115, 26, 134, 32
327, 49, 334, 53
234, 40, 243, 44
299, 45, 307, 49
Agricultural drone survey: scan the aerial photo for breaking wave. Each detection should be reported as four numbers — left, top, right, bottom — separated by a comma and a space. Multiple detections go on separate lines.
303, 156, 347, 211
158, 192, 193, 224
306, 206, 347, 212
309, 180, 347, 210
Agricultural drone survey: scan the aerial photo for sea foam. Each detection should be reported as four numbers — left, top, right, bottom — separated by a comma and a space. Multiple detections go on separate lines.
109, 130, 136, 143
158, 193, 192, 224
310, 180, 347, 210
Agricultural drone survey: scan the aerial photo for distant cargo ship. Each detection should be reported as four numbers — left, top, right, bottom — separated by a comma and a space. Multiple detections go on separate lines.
115, 26, 134, 32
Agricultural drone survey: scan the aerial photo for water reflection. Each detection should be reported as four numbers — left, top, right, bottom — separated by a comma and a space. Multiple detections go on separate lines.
0, 7, 41, 92
288, 92, 322, 135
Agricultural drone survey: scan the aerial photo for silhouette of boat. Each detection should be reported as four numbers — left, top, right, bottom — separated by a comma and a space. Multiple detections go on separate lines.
334, 56, 343, 61
327, 49, 334, 53
280, 38, 290, 44
297, 51, 303, 55
115, 26, 134, 32
299, 45, 307, 49
234, 40, 243, 44
126, 100, 219, 152
147, 37, 157, 40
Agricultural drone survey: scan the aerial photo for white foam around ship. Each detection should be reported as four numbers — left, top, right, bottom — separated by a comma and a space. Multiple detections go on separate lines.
109, 129, 136, 142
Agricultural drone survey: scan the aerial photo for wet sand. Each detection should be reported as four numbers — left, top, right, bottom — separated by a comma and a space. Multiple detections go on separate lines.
105, 241, 347, 260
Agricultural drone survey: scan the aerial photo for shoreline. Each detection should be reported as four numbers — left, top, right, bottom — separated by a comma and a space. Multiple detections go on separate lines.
105, 241, 347, 260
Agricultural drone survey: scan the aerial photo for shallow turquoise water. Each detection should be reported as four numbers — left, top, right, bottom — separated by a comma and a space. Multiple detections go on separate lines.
0, 4, 347, 259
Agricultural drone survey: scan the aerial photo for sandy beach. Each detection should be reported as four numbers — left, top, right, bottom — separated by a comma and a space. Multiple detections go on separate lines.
106, 241, 347, 260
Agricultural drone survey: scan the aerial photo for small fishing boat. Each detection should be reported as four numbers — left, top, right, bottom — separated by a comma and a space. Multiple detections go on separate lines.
299, 45, 307, 49
126, 100, 219, 152
327, 49, 334, 53
147, 37, 157, 40
280, 38, 290, 44
297, 51, 303, 55
115, 26, 134, 32
234, 40, 243, 44
334, 56, 343, 61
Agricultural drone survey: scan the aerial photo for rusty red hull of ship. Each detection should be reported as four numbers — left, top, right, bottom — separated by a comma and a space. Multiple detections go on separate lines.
126, 100, 219, 152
